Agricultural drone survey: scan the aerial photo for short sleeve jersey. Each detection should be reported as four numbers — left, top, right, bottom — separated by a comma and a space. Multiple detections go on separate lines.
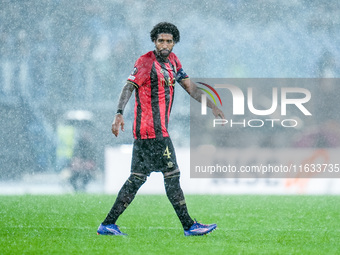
127, 51, 189, 140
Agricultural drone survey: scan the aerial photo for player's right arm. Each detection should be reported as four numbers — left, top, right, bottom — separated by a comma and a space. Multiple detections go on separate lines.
112, 82, 135, 137
113, 53, 151, 136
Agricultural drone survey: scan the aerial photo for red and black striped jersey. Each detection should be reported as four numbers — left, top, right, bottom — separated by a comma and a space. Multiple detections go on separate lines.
127, 51, 189, 140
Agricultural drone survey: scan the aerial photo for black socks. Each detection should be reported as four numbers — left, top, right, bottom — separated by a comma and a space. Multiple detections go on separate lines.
102, 174, 146, 225
102, 172, 194, 231
164, 174, 194, 230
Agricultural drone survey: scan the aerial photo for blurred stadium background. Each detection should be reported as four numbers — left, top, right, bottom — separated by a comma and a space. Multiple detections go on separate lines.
0, 0, 339, 193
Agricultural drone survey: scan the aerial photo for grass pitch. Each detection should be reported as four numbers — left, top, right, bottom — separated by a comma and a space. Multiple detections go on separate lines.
1, 194, 339, 254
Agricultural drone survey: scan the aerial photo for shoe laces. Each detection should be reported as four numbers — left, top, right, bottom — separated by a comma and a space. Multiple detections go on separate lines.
114, 224, 122, 231
193, 218, 209, 227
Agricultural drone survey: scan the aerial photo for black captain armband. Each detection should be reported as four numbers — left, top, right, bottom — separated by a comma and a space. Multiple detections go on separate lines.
116, 109, 124, 115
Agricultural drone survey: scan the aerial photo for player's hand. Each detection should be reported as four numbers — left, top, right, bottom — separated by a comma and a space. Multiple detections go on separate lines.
212, 106, 225, 119
112, 114, 125, 137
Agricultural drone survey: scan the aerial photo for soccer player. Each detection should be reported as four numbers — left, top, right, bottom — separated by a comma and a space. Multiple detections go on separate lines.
97, 22, 225, 236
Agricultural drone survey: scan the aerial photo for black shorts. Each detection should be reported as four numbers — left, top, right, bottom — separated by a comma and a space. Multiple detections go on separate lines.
131, 137, 179, 176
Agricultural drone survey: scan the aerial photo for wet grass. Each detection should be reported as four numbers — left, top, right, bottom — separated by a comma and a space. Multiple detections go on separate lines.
1, 194, 340, 254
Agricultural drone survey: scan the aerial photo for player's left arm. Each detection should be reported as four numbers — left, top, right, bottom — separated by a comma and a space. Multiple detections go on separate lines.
180, 78, 225, 119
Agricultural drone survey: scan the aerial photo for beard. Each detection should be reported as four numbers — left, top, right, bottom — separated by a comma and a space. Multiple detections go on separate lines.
158, 49, 171, 58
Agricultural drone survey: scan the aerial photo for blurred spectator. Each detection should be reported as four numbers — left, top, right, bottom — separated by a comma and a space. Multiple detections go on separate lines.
314, 51, 339, 122
316, 50, 338, 78
57, 110, 97, 191
293, 51, 340, 148
293, 121, 340, 148
0, 30, 14, 95
69, 131, 97, 191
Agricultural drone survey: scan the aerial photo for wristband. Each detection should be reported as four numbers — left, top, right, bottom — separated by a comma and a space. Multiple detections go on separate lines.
116, 109, 123, 115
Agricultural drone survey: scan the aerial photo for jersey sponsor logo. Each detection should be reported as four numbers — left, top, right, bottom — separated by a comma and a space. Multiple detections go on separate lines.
160, 77, 176, 87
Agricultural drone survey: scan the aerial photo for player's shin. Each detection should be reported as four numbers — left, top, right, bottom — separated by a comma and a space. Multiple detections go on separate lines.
102, 173, 146, 225
164, 170, 194, 230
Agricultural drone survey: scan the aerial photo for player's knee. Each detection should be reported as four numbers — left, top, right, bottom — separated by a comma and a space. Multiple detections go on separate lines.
163, 169, 180, 180
163, 169, 181, 189
129, 173, 147, 188
120, 173, 147, 207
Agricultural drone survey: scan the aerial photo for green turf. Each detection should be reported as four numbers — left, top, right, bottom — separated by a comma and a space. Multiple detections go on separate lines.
1, 194, 339, 254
